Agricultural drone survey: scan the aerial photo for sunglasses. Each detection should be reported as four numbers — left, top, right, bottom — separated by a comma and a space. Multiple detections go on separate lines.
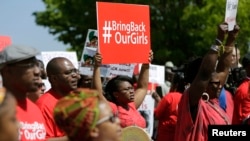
96, 114, 117, 125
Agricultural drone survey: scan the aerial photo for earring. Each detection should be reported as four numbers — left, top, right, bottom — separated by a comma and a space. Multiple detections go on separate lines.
202, 92, 209, 102
90, 127, 99, 137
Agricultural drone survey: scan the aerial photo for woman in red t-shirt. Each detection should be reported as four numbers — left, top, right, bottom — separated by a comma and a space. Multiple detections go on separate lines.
154, 72, 185, 141
92, 50, 153, 129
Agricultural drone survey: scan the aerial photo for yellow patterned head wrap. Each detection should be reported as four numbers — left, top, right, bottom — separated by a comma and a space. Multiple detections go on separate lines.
54, 88, 100, 141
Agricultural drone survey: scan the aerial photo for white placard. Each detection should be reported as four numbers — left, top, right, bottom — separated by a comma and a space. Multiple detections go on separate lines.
79, 65, 110, 77
105, 64, 135, 78
80, 29, 98, 66
138, 64, 165, 84
0, 74, 2, 88
41, 51, 79, 69
79, 29, 98, 76
225, 0, 238, 31
138, 93, 155, 137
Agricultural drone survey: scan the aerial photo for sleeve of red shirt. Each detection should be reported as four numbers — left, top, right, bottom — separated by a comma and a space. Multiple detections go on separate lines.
233, 90, 245, 124
232, 81, 250, 124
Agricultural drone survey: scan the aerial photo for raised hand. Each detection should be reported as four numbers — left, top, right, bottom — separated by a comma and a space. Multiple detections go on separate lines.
226, 24, 240, 46
149, 50, 154, 63
216, 23, 228, 45
94, 52, 102, 66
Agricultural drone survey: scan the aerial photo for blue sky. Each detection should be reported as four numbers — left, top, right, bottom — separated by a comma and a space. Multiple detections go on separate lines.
0, 0, 68, 51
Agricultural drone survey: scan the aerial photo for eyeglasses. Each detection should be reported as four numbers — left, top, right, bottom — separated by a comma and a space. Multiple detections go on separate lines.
96, 114, 117, 125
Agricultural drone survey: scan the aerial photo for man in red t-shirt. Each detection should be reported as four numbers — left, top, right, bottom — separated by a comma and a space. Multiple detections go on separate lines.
232, 53, 250, 124
0, 45, 47, 141
36, 57, 80, 139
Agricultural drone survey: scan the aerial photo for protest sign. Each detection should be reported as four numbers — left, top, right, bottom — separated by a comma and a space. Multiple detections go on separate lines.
225, 0, 238, 31
0, 36, 11, 51
136, 64, 165, 137
0, 75, 2, 88
138, 64, 165, 85
138, 93, 155, 137
79, 63, 135, 78
79, 29, 136, 77
79, 64, 109, 77
96, 2, 151, 64
105, 64, 135, 78
40, 51, 78, 69
79, 29, 98, 75
85, 29, 98, 48
80, 29, 98, 67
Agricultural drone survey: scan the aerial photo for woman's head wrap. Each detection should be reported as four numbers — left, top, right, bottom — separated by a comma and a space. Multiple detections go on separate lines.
54, 88, 100, 141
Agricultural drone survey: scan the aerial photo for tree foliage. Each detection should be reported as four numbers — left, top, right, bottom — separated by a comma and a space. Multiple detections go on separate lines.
34, 0, 250, 66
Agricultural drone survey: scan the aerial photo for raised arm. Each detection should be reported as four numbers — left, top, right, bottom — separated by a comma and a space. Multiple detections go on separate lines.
92, 52, 107, 102
216, 24, 240, 86
134, 50, 153, 108
189, 23, 228, 107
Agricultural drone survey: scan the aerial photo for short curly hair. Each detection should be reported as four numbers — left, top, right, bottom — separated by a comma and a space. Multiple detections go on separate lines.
104, 75, 133, 103
184, 57, 203, 84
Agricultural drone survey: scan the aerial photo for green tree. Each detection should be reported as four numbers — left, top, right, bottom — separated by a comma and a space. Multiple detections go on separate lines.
180, 0, 250, 64
34, 0, 250, 66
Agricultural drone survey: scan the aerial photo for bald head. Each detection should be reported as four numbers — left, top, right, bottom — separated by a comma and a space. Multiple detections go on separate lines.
46, 57, 73, 76
46, 57, 80, 94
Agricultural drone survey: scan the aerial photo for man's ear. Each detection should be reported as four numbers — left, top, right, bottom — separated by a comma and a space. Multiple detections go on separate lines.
90, 127, 99, 138
1, 66, 11, 75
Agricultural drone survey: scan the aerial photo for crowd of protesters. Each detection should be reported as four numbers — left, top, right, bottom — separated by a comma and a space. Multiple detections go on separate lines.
1, 20, 250, 141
